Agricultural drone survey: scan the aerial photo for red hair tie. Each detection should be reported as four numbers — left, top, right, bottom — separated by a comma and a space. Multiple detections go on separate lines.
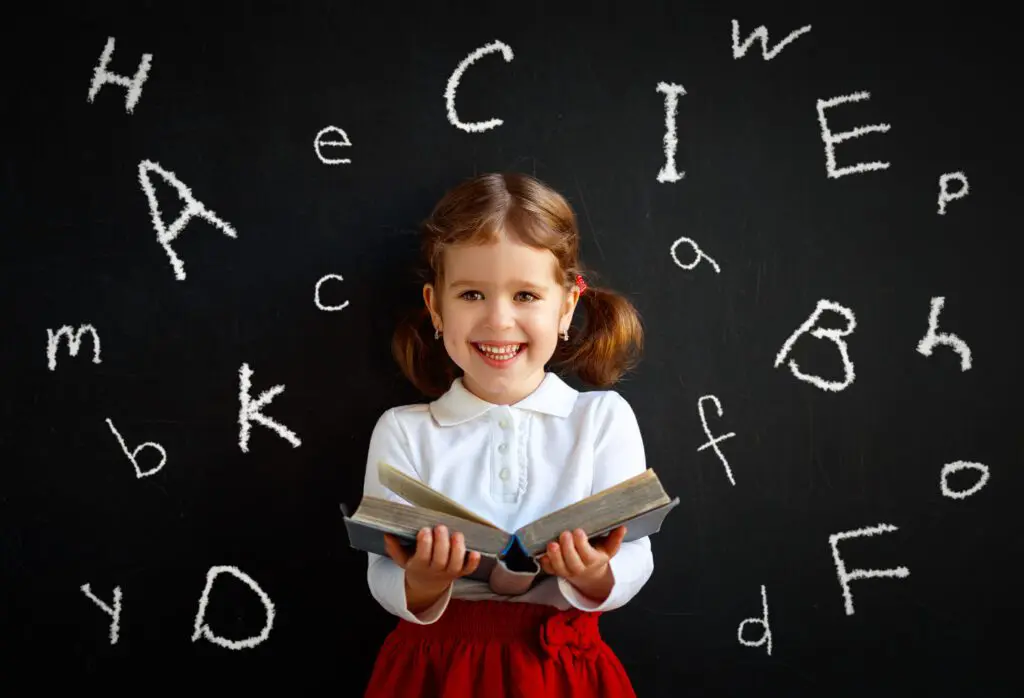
575, 274, 587, 293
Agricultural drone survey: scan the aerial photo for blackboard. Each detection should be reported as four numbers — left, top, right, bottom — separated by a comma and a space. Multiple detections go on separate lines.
2, 1, 1019, 695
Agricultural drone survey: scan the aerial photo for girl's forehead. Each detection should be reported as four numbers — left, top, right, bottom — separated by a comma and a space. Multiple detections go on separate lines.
442, 239, 562, 285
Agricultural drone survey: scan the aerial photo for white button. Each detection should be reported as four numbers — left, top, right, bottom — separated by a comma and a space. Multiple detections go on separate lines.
499, 468, 510, 481
498, 443, 508, 453
498, 419, 509, 429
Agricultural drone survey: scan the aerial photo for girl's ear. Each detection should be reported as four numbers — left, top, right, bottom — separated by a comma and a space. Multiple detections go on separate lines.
423, 283, 441, 326
559, 285, 580, 330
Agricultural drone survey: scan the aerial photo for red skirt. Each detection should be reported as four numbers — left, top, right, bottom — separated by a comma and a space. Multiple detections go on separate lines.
363, 599, 637, 698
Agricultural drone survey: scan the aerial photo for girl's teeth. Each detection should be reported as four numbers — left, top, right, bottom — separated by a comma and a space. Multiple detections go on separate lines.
476, 344, 521, 359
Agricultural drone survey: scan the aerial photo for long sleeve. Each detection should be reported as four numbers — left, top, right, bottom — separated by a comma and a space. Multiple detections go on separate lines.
558, 392, 655, 612
363, 408, 453, 624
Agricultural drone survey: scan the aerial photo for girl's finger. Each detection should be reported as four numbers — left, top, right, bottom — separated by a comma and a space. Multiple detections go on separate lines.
432, 525, 450, 569
605, 526, 627, 558
447, 532, 467, 575
547, 541, 569, 578
560, 531, 586, 576
461, 550, 481, 576
573, 529, 601, 566
412, 527, 433, 566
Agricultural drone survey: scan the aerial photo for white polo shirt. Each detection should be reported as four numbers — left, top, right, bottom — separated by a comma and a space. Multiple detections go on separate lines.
362, 371, 655, 624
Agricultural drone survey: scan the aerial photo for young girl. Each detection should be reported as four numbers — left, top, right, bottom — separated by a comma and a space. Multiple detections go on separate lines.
361, 172, 651, 698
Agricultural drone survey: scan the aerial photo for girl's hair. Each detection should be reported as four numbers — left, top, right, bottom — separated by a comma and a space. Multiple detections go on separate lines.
392, 172, 644, 398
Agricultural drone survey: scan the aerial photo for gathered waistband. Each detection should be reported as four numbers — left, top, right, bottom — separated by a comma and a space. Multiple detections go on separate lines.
392, 599, 602, 644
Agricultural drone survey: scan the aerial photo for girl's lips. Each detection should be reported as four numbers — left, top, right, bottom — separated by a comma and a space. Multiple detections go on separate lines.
473, 342, 525, 368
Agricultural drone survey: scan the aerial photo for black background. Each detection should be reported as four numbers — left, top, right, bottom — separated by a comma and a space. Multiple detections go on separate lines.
2, 1, 1020, 695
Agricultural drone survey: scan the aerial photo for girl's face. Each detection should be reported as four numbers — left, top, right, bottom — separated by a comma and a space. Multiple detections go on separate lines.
423, 235, 578, 405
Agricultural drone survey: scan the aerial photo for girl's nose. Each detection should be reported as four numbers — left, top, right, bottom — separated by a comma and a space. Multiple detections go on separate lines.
484, 298, 515, 329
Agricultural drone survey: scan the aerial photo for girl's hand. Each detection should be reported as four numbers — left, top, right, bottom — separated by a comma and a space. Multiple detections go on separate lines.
538, 526, 627, 600
384, 525, 481, 599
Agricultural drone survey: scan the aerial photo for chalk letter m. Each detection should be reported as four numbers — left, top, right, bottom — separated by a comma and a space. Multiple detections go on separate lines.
47, 324, 101, 371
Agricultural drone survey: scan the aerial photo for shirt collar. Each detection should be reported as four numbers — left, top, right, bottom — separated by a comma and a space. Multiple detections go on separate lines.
429, 372, 578, 426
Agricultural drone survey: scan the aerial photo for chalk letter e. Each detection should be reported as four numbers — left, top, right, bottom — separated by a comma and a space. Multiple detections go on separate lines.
816, 91, 891, 178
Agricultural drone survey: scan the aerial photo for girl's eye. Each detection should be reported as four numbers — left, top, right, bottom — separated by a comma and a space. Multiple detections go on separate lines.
458, 291, 537, 302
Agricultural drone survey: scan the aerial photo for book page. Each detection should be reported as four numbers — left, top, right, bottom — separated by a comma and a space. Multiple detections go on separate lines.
377, 461, 504, 530
516, 469, 672, 555
351, 496, 510, 555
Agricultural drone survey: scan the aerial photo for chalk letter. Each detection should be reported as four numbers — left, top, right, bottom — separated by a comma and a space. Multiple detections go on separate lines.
87, 36, 152, 114
916, 296, 971, 371
829, 524, 910, 616
192, 565, 276, 650
696, 395, 737, 486
238, 363, 301, 452
105, 418, 166, 478
138, 159, 238, 281
656, 82, 686, 183
46, 324, 101, 371
775, 299, 856, 392
737, 584, 772, 655
732, 19, 811, 60
670, 235, 720, 273
445, 40, 514, 133
937, 171, 969, 215
941, 460, 990, 500
314, 274, 350, 311
314, 126, 352, 164
81, 583, 122, 644
816, 92, 891, 178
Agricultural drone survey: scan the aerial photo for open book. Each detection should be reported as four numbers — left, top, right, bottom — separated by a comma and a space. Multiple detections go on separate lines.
342, 461, 679, 591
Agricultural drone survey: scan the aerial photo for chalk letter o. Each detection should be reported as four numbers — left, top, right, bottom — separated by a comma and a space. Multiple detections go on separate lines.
940, 460, 990, 500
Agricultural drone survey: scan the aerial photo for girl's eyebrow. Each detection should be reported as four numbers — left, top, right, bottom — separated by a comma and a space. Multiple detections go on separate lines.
448, 279, 547, 289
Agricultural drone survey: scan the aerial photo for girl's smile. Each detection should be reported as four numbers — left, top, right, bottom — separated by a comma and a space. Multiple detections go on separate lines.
472, 341, 526, 367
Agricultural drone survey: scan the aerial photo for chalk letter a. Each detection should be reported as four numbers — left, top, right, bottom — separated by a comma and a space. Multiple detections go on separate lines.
138, 159, 238, 281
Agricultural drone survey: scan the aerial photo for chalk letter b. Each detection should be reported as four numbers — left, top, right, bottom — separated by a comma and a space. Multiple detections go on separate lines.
774, 299, 857, 392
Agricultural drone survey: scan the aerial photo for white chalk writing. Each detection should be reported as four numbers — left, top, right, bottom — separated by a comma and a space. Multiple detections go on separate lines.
87, 36, 152, 114
138, 159, 238, 281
